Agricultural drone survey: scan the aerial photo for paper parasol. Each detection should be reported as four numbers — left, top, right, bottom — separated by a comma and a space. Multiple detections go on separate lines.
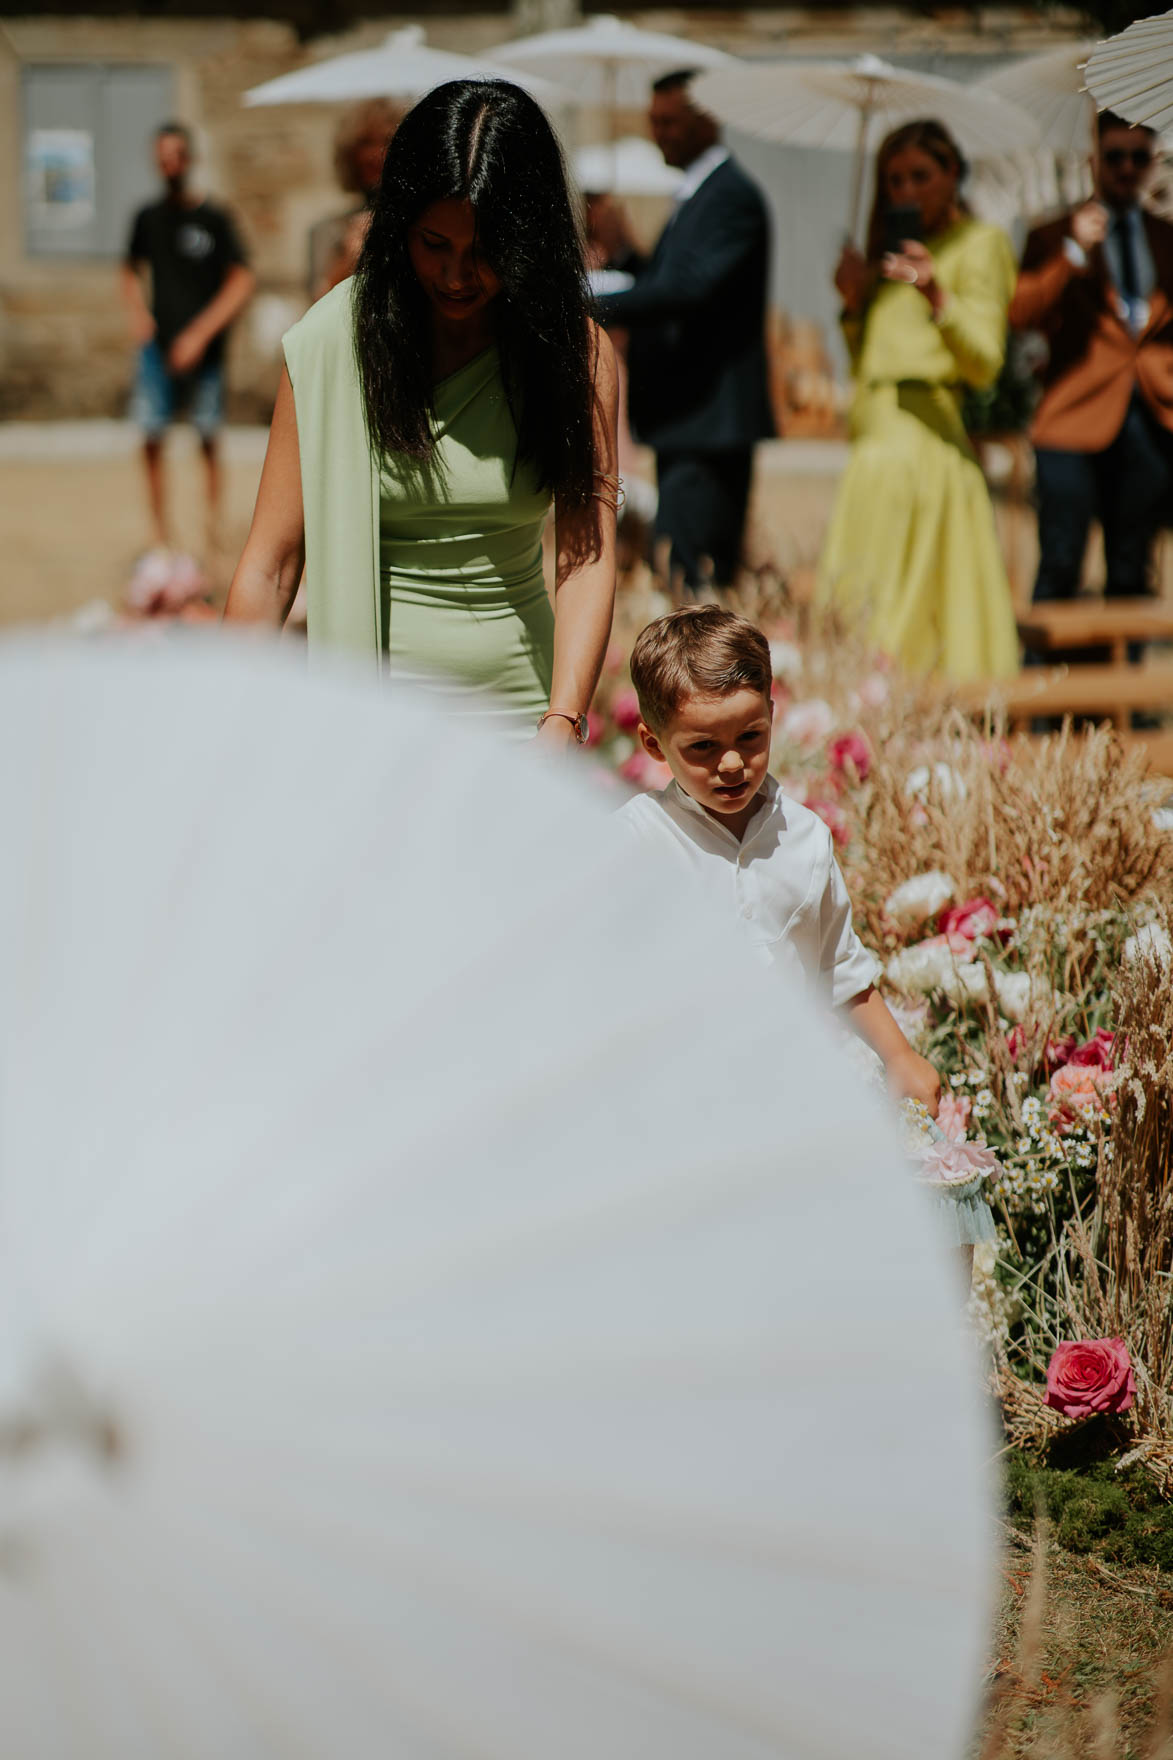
0, 637, 993, 1760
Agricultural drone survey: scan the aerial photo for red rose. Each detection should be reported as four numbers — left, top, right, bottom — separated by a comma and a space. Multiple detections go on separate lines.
939, 897, 1000, 942
1068, 1029, 1115, 1071
827, 730, 871, 782
1044, 1338, 1134, 1420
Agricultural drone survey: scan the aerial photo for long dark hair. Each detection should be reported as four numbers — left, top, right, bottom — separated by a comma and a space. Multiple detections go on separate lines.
864, 118, 969, 263
354, 79, 597, 511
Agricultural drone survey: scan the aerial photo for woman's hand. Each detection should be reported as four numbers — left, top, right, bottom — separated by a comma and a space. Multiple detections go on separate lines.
881, 240, 943, 313
834, 243, 870, 314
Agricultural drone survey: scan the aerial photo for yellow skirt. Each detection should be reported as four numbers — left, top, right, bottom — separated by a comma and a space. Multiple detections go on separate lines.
816, 382, 1019, 682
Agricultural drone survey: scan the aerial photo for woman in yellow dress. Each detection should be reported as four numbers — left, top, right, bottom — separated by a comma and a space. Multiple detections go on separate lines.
817, 120, 1019, 681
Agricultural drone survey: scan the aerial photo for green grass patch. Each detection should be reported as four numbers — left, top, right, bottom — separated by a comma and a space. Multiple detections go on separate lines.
1005, 1452, 1173, 1571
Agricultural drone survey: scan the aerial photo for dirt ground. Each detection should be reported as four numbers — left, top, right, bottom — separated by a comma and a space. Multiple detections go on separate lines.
979, 1525, 1173, 1759
1, 421, 1169, 629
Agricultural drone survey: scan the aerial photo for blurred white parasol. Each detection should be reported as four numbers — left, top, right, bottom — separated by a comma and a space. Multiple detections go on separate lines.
489, 14, 733, 113
574, 134, 684, 195
1085, 10, 1173, 134
694, 53, 1043, 239
243, 24, 569, 107
0, 637, 993, 1760
979, 43, 1098, 157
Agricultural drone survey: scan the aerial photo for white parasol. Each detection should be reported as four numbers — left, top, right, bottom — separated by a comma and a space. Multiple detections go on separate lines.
489, 14, 733, 113
1085, 10, 1173, 135
243, 24, 569, 107
694, 53, 1043, 240
574, 134, 684, 195
0, 636, 993, 1760
979, 43, 1098, 158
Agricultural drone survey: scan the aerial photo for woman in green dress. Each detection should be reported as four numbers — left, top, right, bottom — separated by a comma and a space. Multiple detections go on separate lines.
226, 80, 619, 749
816, 120, 1019, 683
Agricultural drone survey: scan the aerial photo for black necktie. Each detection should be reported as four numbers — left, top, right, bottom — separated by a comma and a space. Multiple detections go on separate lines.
1115, 209, 1140, 301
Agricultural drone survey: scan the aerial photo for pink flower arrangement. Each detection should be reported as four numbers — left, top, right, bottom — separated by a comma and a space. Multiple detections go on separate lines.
828, 730, 872, 783
1044, 1338, 1135, 1419
938, 896, 1001, 942
617, 750, 672, 792
610, 687, 642, 733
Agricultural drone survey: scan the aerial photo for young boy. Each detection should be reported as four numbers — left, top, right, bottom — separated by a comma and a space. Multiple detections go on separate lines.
617, 605, 940, 1113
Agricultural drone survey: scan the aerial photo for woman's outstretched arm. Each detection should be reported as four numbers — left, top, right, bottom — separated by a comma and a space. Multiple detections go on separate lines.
542, 324, 620, 750
223, 367, 305, 627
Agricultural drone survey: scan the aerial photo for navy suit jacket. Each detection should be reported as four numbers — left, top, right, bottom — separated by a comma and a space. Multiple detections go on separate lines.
597, 155, 775, 453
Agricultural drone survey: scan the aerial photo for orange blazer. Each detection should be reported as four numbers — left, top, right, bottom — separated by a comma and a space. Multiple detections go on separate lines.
1009, 209, 1173, 451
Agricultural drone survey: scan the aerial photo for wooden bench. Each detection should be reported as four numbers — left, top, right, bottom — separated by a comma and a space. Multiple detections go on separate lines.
1016, 599, 1173, 666
958, 665, 1173, 775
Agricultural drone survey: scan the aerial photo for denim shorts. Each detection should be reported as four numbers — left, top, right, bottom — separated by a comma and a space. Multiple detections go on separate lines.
131, 339, 224, 439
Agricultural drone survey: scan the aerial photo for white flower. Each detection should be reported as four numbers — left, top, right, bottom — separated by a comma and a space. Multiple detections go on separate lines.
940, 962, 989, 1007
886, 937, 964, 995
992, 970, 1035, 1023
768, 640, 803, 682
904, 761, 968, 805
1122, 922, 1172, 968
779, 697, 835, 749
884, 869, 956, 929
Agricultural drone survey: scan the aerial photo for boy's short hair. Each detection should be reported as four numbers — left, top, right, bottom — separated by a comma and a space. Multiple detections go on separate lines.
629, 605, 773, 730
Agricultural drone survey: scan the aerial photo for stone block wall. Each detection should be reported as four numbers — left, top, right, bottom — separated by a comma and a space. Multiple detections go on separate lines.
0, 5, 1088, 420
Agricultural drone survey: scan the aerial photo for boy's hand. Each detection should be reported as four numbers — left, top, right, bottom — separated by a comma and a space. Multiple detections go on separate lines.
886, 1048, 941, 1117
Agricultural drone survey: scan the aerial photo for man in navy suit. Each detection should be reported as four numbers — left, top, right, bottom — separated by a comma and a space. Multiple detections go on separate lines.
596, 71, 774, 594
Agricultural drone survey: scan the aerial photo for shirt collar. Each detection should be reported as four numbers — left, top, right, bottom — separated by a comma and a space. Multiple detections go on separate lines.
673, 143, 730, 206
665, 772, 781, 843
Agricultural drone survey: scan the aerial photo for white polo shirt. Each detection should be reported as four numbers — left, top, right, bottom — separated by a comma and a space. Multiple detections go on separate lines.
616, 775, 880, 1008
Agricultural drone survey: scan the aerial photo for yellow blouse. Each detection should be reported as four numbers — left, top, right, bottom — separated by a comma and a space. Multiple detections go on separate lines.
843, 217, 1017, 393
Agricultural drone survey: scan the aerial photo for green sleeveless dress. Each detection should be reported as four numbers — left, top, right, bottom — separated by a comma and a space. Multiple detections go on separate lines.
282, 279, 554, 729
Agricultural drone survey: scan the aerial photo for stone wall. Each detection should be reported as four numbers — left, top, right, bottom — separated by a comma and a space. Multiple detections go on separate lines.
0, 6, 1088, 420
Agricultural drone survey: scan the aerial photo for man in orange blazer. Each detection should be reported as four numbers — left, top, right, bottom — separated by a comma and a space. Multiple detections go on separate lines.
1011, 111, 1173, 610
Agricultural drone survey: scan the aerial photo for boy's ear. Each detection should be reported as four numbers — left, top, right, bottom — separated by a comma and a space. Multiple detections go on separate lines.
637, 721, 665, 761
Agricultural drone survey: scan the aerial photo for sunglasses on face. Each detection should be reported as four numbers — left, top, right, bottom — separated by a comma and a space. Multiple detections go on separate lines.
1102, 147, 1154, 168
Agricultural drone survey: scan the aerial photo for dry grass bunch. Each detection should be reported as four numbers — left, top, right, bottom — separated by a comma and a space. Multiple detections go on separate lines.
842, 709, 1173, 958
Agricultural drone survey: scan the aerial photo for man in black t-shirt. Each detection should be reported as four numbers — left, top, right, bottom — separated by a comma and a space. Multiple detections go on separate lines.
121, 122, 255, 555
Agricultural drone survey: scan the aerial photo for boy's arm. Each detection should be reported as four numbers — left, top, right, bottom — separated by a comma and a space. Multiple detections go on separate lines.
843, 986, 940, 1116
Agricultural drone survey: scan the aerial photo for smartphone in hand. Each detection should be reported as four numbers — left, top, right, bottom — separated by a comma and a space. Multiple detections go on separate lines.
882, 204, 924, 256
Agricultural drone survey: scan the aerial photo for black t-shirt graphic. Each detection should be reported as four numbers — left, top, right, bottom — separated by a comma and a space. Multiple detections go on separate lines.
126, 198, 247, 369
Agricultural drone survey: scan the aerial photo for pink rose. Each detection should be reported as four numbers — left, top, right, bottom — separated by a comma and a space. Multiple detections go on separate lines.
828, 730, 872, 782
939, 897, 1000, 942
611, 687, 642, 732
1069, 1029, 1115, 1071
1048, 1062, 1114, 1133
936, 1093, 972, 1143
617, 750, 672, 792
1044, 1338, 1135, 1420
